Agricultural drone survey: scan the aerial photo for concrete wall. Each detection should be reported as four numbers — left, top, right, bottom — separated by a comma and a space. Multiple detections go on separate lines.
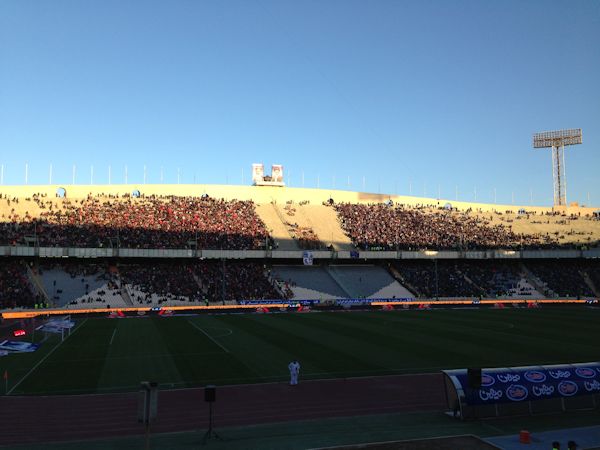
2, 246, 599, 260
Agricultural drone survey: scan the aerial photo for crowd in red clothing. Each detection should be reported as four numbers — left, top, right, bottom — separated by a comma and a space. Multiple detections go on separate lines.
0, 195, 269, 250
0, 260, 38, 309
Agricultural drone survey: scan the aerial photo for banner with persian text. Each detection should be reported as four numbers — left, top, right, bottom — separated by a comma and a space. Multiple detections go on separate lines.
455, 363, 600, 405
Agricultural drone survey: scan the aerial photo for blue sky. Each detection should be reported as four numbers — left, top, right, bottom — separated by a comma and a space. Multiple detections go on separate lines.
1, 0, 598, 206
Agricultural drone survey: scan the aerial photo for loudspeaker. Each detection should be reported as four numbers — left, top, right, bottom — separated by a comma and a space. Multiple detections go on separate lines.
467, 368, 482, 389
204, 385, 216, 402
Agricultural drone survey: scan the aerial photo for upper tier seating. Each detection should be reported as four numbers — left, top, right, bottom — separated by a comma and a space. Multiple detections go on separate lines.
333, 203, 560, 250
0, 195, 268, 250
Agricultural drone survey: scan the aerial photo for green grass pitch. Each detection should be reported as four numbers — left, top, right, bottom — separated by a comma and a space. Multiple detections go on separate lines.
2, 306, 600, 395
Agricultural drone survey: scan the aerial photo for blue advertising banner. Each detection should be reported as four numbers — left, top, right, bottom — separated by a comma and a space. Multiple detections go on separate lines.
239, 298, 419, 306
239, 300, 321, 306
0, 340, 41, 353
456, 363, 600, 405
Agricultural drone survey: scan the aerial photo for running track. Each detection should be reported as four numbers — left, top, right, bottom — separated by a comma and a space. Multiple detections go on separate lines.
0, 373, 445, 446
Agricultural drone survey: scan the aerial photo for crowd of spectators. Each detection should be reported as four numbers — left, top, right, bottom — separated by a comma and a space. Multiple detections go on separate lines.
459, 261, 524, 297
333, 203, 561, 250
191, 262, 286, 302
117, 261, 286, 304
0, 194, 269, 250
393, 261, 481, 298
119, 263, 202, 304
0, 260, 38, 309
526, 261, 596, 298
37, 261, 123, 308
0, 256, 598, 309
285, 222, 323, 250
393, 259, 599, 299
67, 288, 125, 308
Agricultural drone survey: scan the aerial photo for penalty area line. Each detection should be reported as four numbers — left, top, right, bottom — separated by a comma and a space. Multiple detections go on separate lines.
188, 320, 230, 353
7, 318, 89, 395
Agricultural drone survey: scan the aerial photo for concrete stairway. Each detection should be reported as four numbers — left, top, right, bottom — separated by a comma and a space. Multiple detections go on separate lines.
112, 266, 133, 306
520, 263, 554, 297
387, 265, 418, 297
26, 264, 50, 304
255, 203, 299, 250
582, 271, 600, 297
324, 266, 353, 298
296, 204, 354, 251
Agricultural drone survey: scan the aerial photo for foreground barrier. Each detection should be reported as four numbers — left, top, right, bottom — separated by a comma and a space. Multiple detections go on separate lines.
443, 362, 600, 419
1, 298, 597, 319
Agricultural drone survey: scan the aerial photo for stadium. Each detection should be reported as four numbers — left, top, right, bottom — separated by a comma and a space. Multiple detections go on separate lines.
1, 179, 600, 449
2, 1, 600, 449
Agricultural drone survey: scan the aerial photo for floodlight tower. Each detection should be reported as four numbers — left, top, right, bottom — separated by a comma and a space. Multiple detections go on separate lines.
533, 128, 582, 207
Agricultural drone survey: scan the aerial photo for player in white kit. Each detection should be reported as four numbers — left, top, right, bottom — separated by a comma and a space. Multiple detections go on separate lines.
288, 360, 300, 386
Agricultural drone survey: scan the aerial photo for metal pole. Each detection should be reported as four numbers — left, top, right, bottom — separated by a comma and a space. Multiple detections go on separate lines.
530, 188, 533, 205
434, 259, 439, 299
221, 259, 226, 304
562, 144, 567, 205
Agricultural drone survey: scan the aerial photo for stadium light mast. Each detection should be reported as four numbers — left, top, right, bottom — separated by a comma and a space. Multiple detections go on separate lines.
533, 128, 582, 207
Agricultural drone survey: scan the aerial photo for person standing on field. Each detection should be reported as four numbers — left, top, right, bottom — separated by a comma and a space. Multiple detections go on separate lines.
288, 360, 300, 386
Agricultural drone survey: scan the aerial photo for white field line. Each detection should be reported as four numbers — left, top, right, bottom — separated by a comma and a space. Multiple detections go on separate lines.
8, 318, 89, 395
307, 433, 485, 450
188, 320, 230, 353
109, 328, 117, 345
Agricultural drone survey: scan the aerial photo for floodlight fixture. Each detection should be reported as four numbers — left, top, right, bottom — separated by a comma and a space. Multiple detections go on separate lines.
532, 128, 582, 207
